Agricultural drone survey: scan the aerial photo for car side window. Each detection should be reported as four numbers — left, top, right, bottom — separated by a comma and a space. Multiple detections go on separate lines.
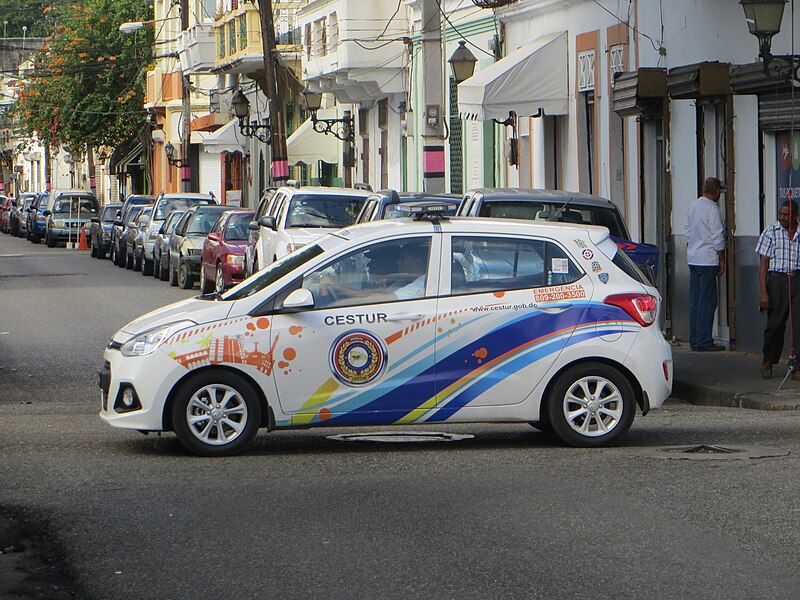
302, 237, 432, 309
450, 236, 583, 295
210, 215, 224, 235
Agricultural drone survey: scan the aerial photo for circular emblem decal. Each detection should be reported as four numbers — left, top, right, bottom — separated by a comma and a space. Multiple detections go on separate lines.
330, 331, 387, 386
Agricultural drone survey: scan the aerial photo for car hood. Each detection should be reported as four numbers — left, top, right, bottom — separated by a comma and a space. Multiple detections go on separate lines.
114, 297, 233, 341
284, 227, 338, 243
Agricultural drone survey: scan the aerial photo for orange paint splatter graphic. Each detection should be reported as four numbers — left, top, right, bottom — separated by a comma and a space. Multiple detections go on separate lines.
472, 347, 488, 364
278, 361, 289, 369
493, 291, 505, 298
283, 347, 297, 361
319, 408, 332, 421
289, 325, 304, 336
246, 322, 256, 331
256, 317, 270, 329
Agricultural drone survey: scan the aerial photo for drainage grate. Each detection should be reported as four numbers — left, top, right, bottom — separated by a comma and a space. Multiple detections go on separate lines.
327, 432, 474, 444
624, 444, 790, 461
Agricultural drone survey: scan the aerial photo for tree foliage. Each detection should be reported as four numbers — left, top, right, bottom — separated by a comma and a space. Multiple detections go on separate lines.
15, 0, 153, 150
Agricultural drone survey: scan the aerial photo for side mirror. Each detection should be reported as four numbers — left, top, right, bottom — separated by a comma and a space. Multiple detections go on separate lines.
207, 232, 221, 242
43, 210, 51, 217
90, 217, 100, 224
113, 218, 123, 227
248, 221, 259, 231
259, 216, 277, 231
282, 288, 315, 311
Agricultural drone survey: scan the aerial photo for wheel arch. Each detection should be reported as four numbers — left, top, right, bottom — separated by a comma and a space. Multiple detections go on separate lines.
541, 356, 646, 417
162, 365, 275, 432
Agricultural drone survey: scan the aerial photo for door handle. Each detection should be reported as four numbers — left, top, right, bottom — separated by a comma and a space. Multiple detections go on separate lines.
386, 313, 425, 322
534, 302, 573, 313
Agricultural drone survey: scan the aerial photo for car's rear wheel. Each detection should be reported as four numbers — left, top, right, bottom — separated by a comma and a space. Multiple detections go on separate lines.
158, 253, 169, 281
169, 260, 178, 287
46, 232, 57, 248
200, 266, 213, 294
178, 259, 194, 289
117, 245, 127, 268
142, 256, 154, 276
125, 251, 134, 270
171, 370, 261, 457
546, 362, 635, 447
133, 247, 142, 271
215, 263, 226, 294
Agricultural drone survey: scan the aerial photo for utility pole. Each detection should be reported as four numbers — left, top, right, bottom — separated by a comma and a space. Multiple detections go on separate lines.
257, 0, 289, 184
421, 0, 445, 193
180, 0, 192, 192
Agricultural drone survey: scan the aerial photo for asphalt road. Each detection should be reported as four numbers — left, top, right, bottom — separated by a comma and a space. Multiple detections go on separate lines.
2, 232, 800, 599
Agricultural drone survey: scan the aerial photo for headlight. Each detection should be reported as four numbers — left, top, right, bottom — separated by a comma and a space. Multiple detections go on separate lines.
226, 254, 244, 265
51, 219, 65, 228
120, 320, 196, 357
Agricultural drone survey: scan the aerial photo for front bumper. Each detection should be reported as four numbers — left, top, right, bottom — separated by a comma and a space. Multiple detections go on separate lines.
182, 255, 202, 276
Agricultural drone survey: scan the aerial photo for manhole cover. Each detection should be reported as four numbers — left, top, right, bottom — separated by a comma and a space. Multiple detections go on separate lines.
625, 444, 789, 461
327, 432, 474, 443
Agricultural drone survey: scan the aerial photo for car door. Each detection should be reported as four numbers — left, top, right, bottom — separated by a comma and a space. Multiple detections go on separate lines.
169, 211, 193, 270
432, 233, 591, 413
264, 235, 440, 427
257, 192, 286, 269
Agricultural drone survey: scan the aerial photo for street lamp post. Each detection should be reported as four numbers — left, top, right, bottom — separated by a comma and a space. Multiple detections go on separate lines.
740, 0, 800, 82
231, 90, 272, 144
448, 40, 478, 84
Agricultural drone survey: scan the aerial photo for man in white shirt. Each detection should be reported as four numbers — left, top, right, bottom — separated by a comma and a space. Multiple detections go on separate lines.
684, 177, 726, 351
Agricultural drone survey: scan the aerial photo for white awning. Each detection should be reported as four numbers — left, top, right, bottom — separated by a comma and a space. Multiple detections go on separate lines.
457, 31, 568, 121
193, 119, 247, 154
286, 109, 340, 166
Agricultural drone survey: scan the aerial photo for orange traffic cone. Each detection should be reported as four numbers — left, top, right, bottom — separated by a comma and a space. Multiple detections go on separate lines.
78, 225, 89, 250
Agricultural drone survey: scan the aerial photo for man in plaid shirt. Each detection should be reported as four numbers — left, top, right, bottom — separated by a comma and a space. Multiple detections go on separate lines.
756, 199, 800, 379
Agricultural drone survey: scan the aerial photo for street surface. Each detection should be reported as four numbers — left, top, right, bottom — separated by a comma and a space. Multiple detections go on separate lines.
2, 233, 800, 599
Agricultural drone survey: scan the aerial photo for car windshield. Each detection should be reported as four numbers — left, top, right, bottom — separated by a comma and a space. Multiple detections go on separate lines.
224, 212, 253, 240
188, 211, 224, 234
222, 244, 324, 301
285, 195, 365, 228
101, 206, 121, 222
479, 201, 629, 239
154, 198, 213, 220
53, 198, 98, 214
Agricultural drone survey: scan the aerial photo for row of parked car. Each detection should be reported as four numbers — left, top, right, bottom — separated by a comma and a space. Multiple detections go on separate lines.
1, 183, 658, 294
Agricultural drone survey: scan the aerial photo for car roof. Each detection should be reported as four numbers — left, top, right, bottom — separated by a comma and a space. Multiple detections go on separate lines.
162, 192, 215, 200
336, 215, 610, 245
186, 204, 231, 213
279, 186, 371, 197
467, 188, 616, 208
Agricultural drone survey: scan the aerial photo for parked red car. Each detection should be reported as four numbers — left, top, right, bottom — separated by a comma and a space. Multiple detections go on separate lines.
199, 209, 254, 294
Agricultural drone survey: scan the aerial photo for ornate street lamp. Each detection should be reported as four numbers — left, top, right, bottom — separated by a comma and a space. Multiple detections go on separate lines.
301, 89, 354, 142
231, 90, 272, 144
448, 40, 478, 84
740, 0, 799, 81
164, 141, 185, 167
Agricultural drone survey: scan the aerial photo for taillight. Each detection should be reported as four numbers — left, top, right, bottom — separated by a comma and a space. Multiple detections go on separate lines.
603, 293, 658, 327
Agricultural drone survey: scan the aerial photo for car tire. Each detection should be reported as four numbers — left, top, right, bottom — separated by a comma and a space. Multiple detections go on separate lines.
142, 256, 154, 276
215, 263, 226, 294
133, 248, 142, 271
46, 232, 57, 248
546, 362, 636, 448
125, 251, 134, 270
90, 235, 98, 257
171, 369, 261, 457
169, 260, 179, 287
117, 245, 127, 268
97, 241, 106, 260
199, 265, 213, 294
178, 259, 194, 289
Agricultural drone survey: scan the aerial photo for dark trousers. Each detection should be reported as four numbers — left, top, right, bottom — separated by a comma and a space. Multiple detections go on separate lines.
763, 272, 800, 364
689, 265, 718, 349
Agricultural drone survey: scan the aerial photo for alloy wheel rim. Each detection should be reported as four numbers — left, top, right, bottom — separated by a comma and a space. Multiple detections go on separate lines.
185, 384, 248, 446
215, 265, 225, 294
562, 376, 623, 437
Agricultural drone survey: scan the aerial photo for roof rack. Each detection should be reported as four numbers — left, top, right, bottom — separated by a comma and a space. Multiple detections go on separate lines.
393, 203, 452, 221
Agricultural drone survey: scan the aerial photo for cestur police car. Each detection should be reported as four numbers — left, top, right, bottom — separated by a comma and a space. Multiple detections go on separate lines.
99, 209, 672, 456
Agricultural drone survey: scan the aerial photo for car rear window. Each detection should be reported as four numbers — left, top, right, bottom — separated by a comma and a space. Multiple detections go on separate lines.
285, 195, 365, 228
225, 212, 254, 239
188, 210, 226, 234
479, 201, 629, 239
53, 197, 98, 214
155, 198, 213, 220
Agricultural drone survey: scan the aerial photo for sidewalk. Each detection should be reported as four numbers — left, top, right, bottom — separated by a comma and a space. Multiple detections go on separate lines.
671, 342, 800, 410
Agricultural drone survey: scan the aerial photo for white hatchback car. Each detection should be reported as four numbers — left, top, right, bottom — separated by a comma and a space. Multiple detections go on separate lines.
99, 213, 672, 456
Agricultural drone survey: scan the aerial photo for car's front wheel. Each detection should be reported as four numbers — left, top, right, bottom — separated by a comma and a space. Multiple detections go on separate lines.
546, 362, 635, 447
178, 259, 194, 289
171, 370, 261, 457
199, 265, 214, 295
215, 263, 226, 294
